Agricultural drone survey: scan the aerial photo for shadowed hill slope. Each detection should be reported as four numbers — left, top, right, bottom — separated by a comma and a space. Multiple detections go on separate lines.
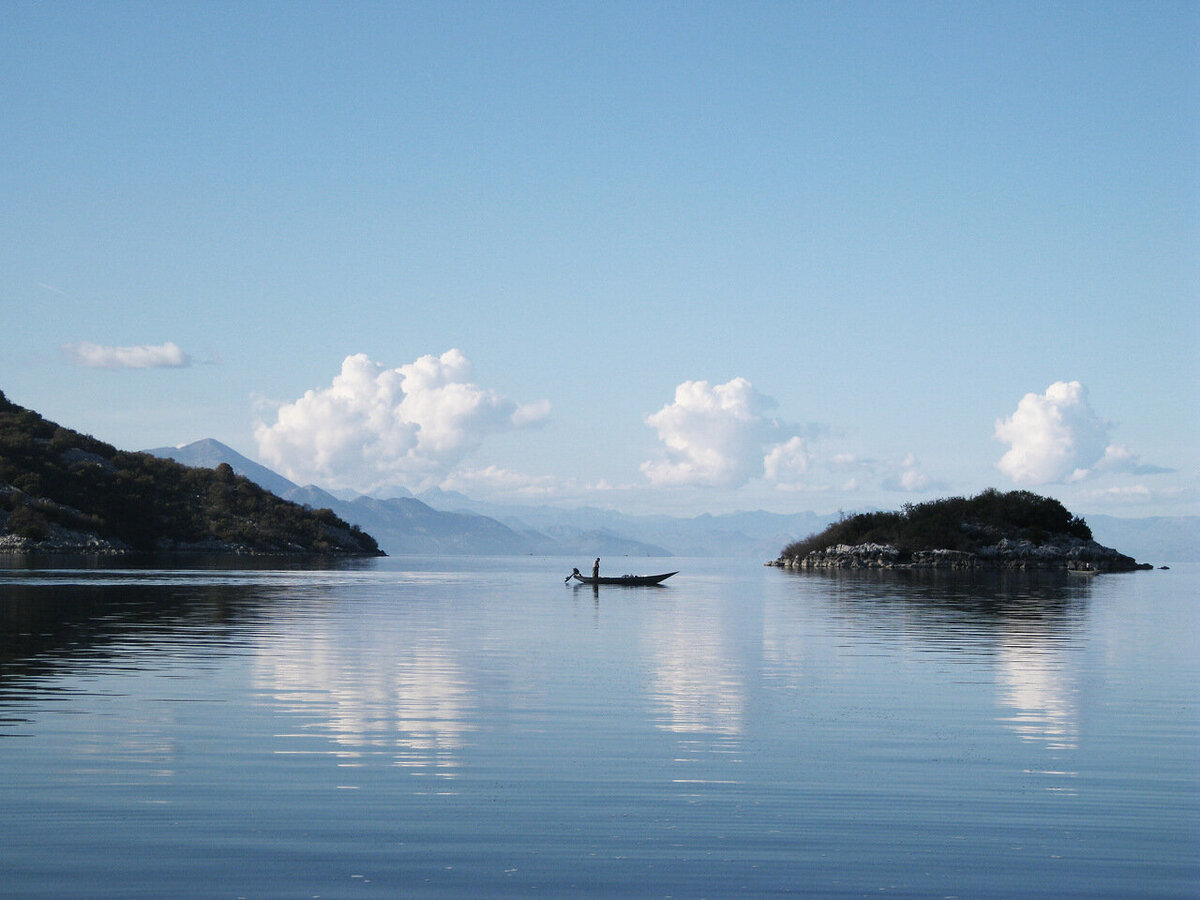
0, 391, 381, 556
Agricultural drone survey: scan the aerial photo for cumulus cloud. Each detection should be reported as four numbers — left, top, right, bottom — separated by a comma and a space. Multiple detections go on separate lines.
254, 350, 550, 493
994, 381, 1164, 485
642, 377, 816, 488
882, 453, 932, 492
63, 341, 191, 369
899, 468, 931, 492
763, 436, 811, 484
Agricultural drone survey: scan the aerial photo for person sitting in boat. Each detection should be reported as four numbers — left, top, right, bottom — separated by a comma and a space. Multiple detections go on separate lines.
592, 558, 600, 580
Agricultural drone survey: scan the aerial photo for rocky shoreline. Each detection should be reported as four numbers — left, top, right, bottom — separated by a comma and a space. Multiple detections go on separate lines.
0, 522, 380, 558
0, 525, 130, 556
768, 537, 1149, 572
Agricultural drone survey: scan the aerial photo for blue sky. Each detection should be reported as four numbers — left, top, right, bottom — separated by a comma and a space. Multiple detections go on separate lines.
4, 1, 1197, 518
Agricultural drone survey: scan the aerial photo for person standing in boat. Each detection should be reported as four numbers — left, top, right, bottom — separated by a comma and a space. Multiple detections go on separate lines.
592, 558, 600, 580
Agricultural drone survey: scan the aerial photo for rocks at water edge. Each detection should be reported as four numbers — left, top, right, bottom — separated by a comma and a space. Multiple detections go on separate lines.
768, 536, 1148, 572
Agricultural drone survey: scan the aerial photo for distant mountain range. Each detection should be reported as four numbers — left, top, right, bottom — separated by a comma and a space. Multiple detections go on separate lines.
147, 439, 1200, 563
147, 440, 674, 557
146, 439, 834, 558
1084, 515, 1200, 566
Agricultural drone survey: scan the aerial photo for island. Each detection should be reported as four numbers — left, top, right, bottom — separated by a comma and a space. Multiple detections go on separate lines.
0, 391, 382, 557
768, 489, 1148, 572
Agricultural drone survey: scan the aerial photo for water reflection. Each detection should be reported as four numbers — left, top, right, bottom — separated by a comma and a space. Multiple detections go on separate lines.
795, 566, 1090, 614
996, 634, 1079, 749
644, 602, 743, 737
0, 580, 251, 677
0, 578, 258, 795
0, 568, 477, 788
253, 622, 473, 785
782, 568, 1093, 641
779, 568, 1091, 790
641, 592, 746, 798
0, 560, 1193, 899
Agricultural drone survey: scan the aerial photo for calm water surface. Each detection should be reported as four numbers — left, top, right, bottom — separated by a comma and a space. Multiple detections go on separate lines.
1, 556, 1196, 898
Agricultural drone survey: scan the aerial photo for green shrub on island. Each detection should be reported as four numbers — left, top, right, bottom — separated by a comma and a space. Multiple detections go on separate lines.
0, 390, 381, 555
781, 489, 1092, 561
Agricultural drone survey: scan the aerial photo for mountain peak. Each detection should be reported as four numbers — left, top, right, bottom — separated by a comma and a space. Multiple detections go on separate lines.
145, 439, 299, 498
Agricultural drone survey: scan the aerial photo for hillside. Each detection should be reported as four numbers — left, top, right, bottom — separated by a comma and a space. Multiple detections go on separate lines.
774, 489, 1145, 572
0, 392, 381, 556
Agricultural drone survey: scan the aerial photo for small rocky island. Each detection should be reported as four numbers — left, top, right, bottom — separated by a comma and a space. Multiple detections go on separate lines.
0, 391, 382, 557
769, 489, 1148, 572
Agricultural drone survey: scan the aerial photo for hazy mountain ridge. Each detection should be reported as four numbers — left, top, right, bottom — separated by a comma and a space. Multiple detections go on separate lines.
150, 439, 1198, 562
148, 442, 669, 557
406, 491, 838, 559
1085, 515, 1200, 564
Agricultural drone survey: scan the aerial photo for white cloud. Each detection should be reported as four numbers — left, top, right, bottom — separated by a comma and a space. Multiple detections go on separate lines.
892, 453, 931, 491
254, 350, 550, 494
1072, 482, 1197, 517
1088, 484, 1153, 500
816, 451, 937, 495
1095, 443, 1171, 476
994, 381, 1161, 485
63, 341, 191, 369
441, 466, 563, 499
640, 378, 775, 487
641, 377, 821, 488
640, 377, 935, 496
763, 436, 811, 484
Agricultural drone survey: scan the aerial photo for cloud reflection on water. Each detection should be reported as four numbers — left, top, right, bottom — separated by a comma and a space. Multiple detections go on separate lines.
644, 604, 743, 738
253, 623, 473, 785
641, 594, 747, 795
995, 636, 1079, 752
994, 633, 1081, 795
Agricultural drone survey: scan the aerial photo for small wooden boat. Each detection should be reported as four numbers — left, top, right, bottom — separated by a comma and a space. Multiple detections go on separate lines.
566, 569, 678, 586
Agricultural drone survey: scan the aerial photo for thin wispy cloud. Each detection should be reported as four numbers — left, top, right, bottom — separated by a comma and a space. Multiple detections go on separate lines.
254, 350, 551, 494
441, 465, 564, 499
1082, 484, 1191, 504
994, 381, 1168, 486
37, 282, 76, 300
62, 341, 192, 369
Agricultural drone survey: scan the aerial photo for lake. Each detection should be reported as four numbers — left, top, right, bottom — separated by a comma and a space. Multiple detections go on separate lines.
1, 556, 1196, 899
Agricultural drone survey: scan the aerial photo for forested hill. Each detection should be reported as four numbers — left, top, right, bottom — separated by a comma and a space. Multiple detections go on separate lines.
776, 489, 1145, 572
0, 391, 381, 556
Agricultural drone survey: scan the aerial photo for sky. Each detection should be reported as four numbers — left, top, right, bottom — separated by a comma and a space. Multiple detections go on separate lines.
3, 1, 1197, 519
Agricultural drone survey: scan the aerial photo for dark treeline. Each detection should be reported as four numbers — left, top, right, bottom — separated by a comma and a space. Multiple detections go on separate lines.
782, 489, 1092, 560
0, 391, 380, 555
